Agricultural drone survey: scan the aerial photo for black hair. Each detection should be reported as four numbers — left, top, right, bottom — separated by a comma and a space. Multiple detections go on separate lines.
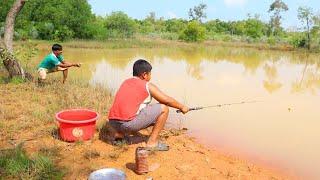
133, 59, 152, 76
52, 44, 62, 51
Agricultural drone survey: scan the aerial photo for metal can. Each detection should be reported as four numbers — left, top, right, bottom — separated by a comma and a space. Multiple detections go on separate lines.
135, 147, 149, 175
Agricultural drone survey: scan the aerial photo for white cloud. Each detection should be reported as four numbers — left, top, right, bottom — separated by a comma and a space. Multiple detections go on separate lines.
224, 0, 248, 7
167, 11, 177, 19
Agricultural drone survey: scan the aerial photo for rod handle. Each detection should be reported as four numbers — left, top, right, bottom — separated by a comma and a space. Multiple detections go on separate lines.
176, 107, 202, 113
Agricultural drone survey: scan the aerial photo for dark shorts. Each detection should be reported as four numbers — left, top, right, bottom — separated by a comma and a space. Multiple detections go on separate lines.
109, 104, 162, 133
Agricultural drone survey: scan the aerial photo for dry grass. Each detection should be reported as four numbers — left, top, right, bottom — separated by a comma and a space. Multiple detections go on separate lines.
0, 77, 112, 135
23, 37, 301, 53
0, 75, 113, 178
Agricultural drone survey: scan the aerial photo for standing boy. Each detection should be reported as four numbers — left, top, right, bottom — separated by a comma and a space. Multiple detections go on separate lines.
108, 59, 189, 151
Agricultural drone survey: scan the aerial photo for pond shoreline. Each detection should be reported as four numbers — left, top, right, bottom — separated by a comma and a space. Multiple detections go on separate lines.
15, 38, 318, 54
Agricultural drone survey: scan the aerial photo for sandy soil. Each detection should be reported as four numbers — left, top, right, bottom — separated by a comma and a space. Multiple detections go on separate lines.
0, 124, 294, 180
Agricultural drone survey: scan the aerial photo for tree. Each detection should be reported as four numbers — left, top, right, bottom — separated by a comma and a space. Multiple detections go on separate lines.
0, 0, 95, 41
146, 12, 156, 24
244, 16, 268, 39
204, 19, 230, 34
268, 0, 288, 36
105, 11, 137, 38
0, 0, 15, 22
164, 19, 186, 33
298, 6, 313, 50
1, 0, 31, 80
18, 0, 94, 40
314, 14, 320, 26
311, 13, 320, 46
188, 3, 207, 23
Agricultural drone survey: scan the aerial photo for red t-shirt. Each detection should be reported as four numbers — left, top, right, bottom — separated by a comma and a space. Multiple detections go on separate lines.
108, 77, 149, 121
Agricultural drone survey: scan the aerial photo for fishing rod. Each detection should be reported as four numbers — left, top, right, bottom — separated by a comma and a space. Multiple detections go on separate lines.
176, 100, 260, 113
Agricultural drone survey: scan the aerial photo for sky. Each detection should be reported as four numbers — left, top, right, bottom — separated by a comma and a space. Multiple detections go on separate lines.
88, 0, 319, 29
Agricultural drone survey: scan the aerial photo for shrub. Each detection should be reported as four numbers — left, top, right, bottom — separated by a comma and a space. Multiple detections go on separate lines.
179, 21, 206, 42
267, 36, 277, 45
289, 33, 307, 48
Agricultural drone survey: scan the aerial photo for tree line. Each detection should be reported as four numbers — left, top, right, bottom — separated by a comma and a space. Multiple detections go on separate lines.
0, 0, 319, 49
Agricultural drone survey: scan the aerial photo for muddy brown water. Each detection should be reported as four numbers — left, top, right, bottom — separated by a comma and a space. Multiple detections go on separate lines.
35, 46, 320, 179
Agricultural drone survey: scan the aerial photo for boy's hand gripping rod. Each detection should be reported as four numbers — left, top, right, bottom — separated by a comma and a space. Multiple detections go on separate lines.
176, 100, 260, 113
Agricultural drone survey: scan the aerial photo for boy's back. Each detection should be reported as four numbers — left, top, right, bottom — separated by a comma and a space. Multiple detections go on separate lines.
108, 77, 150, 121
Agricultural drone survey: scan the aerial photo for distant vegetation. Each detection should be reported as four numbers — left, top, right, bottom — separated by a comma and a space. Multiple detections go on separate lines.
0, 0, 319, 51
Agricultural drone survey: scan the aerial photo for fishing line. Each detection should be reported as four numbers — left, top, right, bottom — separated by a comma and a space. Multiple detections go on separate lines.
176, 100, 261, 113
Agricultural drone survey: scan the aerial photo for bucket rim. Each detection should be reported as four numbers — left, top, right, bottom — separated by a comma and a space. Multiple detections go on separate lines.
55, 108, 99, 124
89, 168, 126, 180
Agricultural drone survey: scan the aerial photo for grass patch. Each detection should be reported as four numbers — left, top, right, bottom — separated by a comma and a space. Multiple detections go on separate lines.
10, 77, 26, 84
0, 76, 9, 84
0, 144, 64, 179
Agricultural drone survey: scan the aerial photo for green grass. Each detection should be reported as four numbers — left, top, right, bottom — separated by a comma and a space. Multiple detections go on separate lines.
0, 76, 8, 84
0, 144, 64, 179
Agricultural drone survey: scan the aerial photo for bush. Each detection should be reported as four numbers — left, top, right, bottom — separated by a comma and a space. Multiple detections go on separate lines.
14, 29, 29, 40
179, 21, 206, 42
289, 33, 307, 48
267, 36, 277, 45
137, 20, 155, 34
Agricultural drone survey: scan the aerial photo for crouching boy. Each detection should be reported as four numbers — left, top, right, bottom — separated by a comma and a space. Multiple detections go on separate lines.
108, 59, 189, 151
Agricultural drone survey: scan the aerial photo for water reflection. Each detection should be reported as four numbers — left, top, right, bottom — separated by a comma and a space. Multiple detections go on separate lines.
291, 65, 320, 94
263, 63, 282, 93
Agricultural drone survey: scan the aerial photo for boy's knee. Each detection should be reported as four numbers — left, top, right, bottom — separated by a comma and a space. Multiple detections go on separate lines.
160, 104, 169, 114
38, 71, 47, 80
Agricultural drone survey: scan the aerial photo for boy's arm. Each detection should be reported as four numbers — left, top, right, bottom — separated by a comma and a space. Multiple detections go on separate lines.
58, 61, 81, 68
149, 83, 189, 114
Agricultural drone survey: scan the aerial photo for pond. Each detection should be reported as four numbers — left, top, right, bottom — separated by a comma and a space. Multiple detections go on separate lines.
37, 46, 320, 179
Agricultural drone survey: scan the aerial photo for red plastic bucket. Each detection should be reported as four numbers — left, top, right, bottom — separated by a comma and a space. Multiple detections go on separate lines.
55, 109, 99, 142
